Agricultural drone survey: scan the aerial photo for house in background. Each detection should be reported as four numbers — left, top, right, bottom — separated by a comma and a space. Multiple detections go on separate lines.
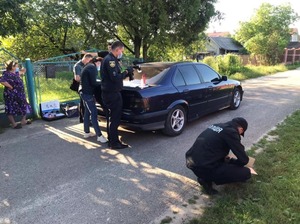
290, 28, 299, 42
205, 32, 244, 56
283, 28, 300, 64
286, 28, 300, 49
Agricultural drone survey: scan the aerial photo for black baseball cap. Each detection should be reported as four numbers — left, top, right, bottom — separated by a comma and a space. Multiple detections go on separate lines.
232, 117, 248, 136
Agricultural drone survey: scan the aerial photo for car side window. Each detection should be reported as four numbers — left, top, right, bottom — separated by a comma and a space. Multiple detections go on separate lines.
173, 69, 186, 86
178, 65, 201, 85
195, 64, 220, 83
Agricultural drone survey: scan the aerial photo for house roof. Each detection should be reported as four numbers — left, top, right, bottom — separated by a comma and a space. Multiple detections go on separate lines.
210, 37, 243, 51
207, 32, 231, 37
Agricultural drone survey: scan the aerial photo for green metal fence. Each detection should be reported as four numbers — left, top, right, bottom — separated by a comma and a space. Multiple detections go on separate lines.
0, 48, 140, 127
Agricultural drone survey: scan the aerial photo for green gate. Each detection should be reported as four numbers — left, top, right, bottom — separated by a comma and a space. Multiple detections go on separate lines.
0, 48, 137, 128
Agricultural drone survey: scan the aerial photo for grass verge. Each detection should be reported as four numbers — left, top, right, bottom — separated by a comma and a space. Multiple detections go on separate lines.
229, 63, 300, 81
188, 110, 300, 224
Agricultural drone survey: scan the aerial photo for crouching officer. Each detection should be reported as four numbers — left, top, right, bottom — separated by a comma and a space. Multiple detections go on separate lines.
100, 40, 134, 150
185, 117, 252, 195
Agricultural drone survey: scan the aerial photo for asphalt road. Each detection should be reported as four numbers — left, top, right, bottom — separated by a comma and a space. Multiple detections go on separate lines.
1, 69, 300, 224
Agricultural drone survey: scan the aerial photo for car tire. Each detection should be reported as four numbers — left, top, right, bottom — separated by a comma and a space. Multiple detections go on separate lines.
230, 88, 242, 110
162, 105, 186, 136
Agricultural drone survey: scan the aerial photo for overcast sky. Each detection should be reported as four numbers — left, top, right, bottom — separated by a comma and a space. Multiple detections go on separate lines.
207, 0, 300, 34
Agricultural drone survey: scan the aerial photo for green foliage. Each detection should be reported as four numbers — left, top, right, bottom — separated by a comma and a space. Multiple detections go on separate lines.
203, 54, 243, 76
203, 56, 219, 71
0, 0, 28, 36
77, 0, 218, 60
234, 3, 299, 65
189, 110, 300, 224
202, 55, 299, 80
0, 0, 108, 61
222, 54, 243, 75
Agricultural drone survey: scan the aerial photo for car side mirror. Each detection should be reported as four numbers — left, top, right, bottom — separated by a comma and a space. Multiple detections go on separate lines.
222, 75, 228, 81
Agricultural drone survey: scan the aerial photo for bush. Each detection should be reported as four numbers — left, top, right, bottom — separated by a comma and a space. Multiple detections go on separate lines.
222, 54, 243, 75
203, 56, 219, 72
203, 54, 243, 76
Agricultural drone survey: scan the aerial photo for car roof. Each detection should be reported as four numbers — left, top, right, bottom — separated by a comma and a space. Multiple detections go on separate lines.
138, 62, 176, 68
133, 61, 207, 79
138, 61, 201, 68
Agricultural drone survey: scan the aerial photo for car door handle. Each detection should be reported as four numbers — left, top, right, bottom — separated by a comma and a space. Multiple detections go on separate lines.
183, 89, 190, 93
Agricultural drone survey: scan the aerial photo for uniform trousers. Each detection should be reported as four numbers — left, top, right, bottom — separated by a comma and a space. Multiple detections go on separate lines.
79, 96, 85, 122
190, 163, 251, 185
101, 91, 122, 145
80, 93, 103, 137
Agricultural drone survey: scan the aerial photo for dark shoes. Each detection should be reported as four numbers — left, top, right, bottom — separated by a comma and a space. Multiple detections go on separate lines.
109, 142, 129, 149
13, 123, 22, 129
197, 177, 218, 195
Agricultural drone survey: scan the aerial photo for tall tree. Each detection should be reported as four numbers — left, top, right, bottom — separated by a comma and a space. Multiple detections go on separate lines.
77, 0, 218, 60
24, 0, 93, 56
1, 0, 111, 60
0, 0, 28, 36
234, 3, 299, 65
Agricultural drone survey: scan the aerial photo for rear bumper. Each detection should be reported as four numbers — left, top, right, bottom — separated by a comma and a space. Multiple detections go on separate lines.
97, 106, 168, 131
120, 120, 165, 131
121, 109, 170, 131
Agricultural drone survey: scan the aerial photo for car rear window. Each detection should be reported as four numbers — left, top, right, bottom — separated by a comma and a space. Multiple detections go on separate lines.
133, 63, 173, 85
147, 68, 169, 84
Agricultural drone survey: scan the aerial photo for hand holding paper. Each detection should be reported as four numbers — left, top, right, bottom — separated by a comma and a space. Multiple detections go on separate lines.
227, 152, 258, 175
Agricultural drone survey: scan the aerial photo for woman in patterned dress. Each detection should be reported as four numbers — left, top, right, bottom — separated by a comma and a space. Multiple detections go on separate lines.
0, 60, 31, 129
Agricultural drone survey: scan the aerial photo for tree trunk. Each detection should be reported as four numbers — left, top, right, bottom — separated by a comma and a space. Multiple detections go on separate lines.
142, 43, 149, 62
133, 36, 142, 58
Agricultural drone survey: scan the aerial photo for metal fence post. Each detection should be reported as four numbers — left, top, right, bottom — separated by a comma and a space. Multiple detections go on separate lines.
25, 58, 38, 118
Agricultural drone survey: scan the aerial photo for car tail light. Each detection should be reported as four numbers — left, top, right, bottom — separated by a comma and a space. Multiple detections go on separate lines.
130, 98, 149, 112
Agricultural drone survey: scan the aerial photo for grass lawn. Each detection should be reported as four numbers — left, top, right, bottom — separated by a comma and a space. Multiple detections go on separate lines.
188, 110, 300, 224
36, 71, 79, 103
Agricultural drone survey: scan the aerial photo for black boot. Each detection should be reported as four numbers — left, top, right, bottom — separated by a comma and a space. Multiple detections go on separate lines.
79, 116, 83, 123
197, 177, 218, 195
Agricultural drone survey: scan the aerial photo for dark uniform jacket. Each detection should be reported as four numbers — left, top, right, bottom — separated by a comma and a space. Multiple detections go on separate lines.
100, 52, 126, 92
185, 121, 249, 170
80, 63, 100, 95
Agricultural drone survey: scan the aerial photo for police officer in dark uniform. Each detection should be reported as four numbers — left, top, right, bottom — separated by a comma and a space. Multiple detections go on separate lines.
100, 41, 133, 149
185, 117, 252, 195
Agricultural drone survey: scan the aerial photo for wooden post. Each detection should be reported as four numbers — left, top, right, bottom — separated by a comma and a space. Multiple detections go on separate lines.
284, 48, 288, 64
293, 48, 296, 64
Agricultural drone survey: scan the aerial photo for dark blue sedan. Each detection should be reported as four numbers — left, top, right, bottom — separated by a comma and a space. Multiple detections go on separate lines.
98, 62, 243, 136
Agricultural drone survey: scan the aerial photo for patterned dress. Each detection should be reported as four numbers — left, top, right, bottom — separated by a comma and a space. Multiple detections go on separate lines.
0, 71, 31, 116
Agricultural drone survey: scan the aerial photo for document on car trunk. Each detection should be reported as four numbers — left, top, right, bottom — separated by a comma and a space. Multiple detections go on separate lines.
227, 152, 258, 175
123, 80, 149, 88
